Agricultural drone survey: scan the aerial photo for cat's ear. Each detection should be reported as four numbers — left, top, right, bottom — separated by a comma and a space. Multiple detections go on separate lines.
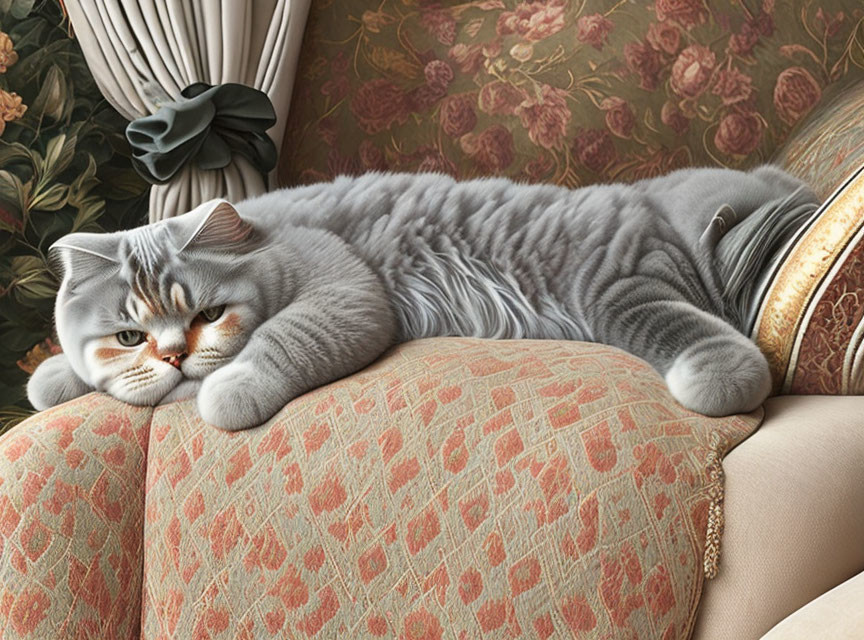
49, 232, 121, 283
177, 199, 254, 252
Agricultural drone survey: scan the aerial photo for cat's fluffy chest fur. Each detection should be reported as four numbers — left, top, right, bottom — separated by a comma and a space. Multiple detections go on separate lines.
29, 166, 817, 431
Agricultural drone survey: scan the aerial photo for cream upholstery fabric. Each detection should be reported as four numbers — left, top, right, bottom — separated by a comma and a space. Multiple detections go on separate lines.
694, 395, 864, 639
761, 570, 864, 639
63, 0, 311, 221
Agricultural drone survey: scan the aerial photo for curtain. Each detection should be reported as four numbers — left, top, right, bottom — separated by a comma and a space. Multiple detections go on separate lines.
63, 0, 311, 221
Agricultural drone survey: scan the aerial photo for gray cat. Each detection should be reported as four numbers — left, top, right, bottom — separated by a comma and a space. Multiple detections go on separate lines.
27, 166, 817, 431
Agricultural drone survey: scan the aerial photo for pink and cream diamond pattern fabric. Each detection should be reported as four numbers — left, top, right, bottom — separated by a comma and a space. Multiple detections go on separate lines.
0, 338, 761, 639
0, 395, 152, 638
141, 338, 760, 639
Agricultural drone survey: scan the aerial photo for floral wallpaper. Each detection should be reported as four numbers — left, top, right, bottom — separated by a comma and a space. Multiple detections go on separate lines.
279, 0, 864, 188
0, 0, 149, 432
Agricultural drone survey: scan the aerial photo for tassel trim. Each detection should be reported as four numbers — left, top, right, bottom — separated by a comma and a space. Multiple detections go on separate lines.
703, 431, 726, 580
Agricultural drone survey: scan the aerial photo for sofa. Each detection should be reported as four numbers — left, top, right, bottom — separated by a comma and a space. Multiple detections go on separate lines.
2, 1, 864, 638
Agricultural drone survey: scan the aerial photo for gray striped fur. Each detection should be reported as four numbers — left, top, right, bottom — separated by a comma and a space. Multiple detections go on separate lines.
28, 165, 817, 430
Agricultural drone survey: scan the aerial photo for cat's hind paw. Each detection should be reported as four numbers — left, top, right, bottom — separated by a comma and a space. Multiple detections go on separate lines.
665, 336, 772, 417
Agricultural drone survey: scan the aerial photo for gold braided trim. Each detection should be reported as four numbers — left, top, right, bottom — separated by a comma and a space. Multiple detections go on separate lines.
703, 431, 725, 580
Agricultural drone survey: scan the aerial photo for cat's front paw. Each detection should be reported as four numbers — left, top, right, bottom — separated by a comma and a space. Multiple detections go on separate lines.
197, 362, 287, 431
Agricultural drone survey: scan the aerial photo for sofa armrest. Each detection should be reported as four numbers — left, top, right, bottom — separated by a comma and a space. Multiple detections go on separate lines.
762, 570, 864, 639
0, 394, 152, 639
694, 395, 864, 639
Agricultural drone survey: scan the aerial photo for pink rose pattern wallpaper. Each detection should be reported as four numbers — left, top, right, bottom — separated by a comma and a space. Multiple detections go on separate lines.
0, 339, 759, 639
279, 0, 864, 188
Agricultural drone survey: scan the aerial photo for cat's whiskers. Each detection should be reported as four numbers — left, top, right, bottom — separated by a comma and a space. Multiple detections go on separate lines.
123, 364, 153, 375
197, 354, 227, 362
120, 365, 149, 380
126, 369, 156, 382
120, 369, 158, 385
126, 373, 158, 390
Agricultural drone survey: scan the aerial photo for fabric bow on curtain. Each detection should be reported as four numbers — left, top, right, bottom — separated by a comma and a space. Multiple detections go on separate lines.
63, 0, 311, 222
126, 82, 278, 184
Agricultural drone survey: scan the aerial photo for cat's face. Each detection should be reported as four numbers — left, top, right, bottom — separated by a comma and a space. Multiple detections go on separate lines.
52, 200, 268, 405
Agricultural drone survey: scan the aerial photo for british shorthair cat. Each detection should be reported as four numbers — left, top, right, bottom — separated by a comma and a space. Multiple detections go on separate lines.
28, 166, 817, 430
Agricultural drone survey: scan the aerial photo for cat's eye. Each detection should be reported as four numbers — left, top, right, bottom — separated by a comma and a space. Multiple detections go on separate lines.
198, 305, 226, 323
116, 330, 146, 347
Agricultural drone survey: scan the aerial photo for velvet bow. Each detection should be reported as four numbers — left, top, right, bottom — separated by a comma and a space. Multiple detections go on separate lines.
126, 82, 277, 184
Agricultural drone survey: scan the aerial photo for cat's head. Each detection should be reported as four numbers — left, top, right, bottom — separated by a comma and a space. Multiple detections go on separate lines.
51, 200, 268, 405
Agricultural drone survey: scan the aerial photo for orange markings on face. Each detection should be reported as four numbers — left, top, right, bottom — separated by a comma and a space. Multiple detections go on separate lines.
134, 337, 159, 366
95, 347, 125, 361
186, 323, 202, 355
219, 312, 244, 338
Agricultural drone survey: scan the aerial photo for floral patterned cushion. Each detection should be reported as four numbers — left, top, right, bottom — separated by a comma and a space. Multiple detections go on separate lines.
0, 339, 762, 639
774, 80, 864, 199
0, 395, 151, 638
278, 0, 864, 188
754, 164, 864, 394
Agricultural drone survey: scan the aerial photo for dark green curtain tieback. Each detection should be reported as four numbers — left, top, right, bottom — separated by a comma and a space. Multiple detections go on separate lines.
126, 82, 277, 185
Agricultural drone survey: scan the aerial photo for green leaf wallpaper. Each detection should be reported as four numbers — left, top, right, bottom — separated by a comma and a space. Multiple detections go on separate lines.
0, 0, 149, 433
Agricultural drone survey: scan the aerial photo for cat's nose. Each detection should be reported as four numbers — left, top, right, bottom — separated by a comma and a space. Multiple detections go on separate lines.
161, 351, 187, 369
153, 328, 187, 368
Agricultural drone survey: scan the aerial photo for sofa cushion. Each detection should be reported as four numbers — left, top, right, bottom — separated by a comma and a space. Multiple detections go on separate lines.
752, 163, 864, 393
775, 81, 864, 199
0, 395, 151, 638
141, 338, 759, 639
694, 395, 864, 639
279, 0, 864, 188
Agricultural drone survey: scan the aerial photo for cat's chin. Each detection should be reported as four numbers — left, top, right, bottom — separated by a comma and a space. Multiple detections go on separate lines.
104, 367, 183, 406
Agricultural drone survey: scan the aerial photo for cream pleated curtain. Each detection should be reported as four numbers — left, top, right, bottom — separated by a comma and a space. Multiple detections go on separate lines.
64, 0, 311, 221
